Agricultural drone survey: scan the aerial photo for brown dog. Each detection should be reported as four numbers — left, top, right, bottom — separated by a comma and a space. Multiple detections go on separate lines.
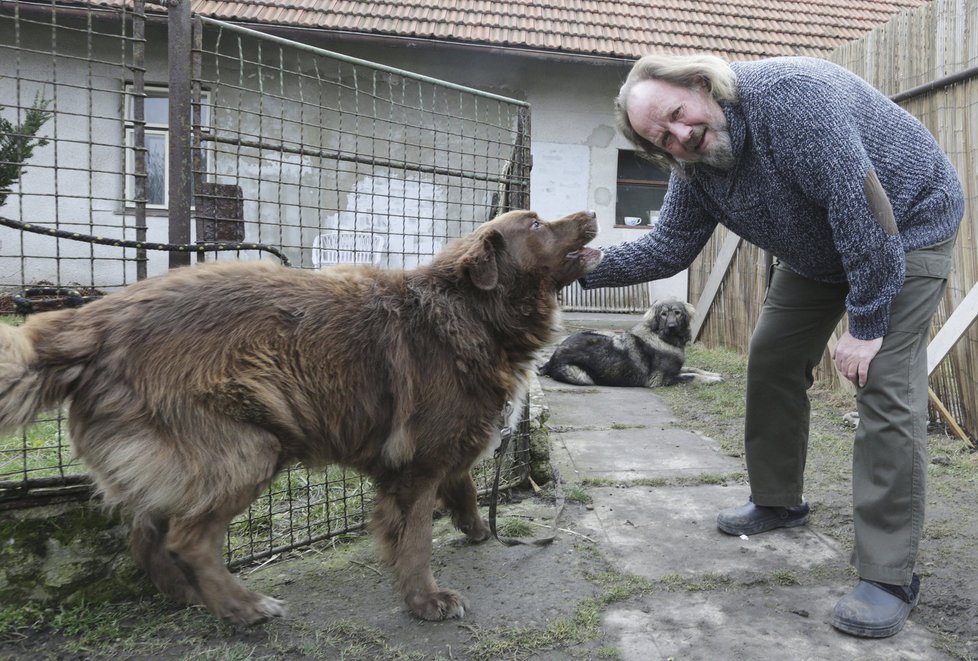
0, 209, 601, 625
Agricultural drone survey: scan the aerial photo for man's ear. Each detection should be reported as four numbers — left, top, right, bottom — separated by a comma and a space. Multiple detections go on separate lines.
461, 230, 500, 290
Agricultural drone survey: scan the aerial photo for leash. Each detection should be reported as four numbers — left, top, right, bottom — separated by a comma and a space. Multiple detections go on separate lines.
488, 400, 564, 547
0, 216, 291, 266
9, 286, 102, 314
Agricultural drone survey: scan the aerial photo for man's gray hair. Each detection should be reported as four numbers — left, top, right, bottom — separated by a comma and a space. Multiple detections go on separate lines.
615, 53, 738, 170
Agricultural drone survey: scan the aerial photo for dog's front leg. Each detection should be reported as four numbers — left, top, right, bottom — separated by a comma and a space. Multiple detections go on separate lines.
373, 480, 468, 620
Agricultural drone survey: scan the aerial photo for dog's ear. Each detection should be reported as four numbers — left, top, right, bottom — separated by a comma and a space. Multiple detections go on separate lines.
648, 305, 663, 331
461, 229, 501, 290
684, 302, 696, 319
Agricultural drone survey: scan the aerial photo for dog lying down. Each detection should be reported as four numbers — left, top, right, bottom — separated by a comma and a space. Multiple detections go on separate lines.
538, 299, 723, 387
0, 209, 601, 625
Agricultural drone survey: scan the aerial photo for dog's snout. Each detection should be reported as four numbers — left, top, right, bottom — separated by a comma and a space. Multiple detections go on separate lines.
578, 210, 598, 237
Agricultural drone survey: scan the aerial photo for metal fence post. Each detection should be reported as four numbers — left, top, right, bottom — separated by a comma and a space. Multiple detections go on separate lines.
168, 0, 192, 268
512, 106, 532, 210
132, 0, 148, 279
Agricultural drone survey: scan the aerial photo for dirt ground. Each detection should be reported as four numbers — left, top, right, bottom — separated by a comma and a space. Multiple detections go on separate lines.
0, 493, 619, 660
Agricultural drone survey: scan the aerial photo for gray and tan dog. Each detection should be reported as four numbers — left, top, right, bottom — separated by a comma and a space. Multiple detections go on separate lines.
539, 298, 722, 387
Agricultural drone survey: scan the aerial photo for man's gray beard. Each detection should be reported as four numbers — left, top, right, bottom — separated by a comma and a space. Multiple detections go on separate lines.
677, 124, 735, 172
699, 125, 735, 170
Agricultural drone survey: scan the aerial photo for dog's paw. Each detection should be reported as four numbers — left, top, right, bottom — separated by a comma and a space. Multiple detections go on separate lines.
221, 592, 288, 626
255, 595, 288, 619
408, 589, 468, 620
681, 368, 723, 384
461, 518, 491, 543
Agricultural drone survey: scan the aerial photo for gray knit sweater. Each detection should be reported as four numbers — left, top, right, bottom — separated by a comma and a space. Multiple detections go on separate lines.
583, 57, 964, 339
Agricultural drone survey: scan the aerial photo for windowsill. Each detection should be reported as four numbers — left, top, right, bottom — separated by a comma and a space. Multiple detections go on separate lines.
614, 224, 653, 230
116, 207, 201, 216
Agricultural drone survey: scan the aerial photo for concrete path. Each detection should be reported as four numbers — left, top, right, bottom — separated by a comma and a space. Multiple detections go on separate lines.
539, 313, 952, 661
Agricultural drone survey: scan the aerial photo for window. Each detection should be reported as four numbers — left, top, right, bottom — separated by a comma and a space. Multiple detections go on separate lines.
125, 86, 210, 208
616, 150, 670, 228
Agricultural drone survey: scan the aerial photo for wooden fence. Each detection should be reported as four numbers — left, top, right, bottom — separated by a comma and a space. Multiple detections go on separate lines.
690, 0, 978, 441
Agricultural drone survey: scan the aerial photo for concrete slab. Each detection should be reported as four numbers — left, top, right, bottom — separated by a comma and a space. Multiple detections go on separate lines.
604, 585, 952, 661
540, 378, 678, 428
556, 426, 742, 481
575, 485, 844, 579
557, 311, 646, 332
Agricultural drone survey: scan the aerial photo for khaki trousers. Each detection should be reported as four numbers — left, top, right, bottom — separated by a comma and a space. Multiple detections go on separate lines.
743, 236, 955, 586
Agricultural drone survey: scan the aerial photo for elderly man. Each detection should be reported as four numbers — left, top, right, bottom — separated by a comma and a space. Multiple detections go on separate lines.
581, 54, 963, 638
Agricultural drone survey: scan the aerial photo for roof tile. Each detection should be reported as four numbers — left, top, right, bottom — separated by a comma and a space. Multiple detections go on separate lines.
177, 0, 933, 60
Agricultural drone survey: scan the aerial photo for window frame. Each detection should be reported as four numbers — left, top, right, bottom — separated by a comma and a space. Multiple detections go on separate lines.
124, 84, 211, 209
615, 150, 671, 229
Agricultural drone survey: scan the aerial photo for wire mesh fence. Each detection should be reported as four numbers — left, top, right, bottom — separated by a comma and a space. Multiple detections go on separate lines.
0, 1, 534, 567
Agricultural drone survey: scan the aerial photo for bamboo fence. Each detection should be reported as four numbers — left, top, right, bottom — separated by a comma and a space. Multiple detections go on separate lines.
690, 0, 978, 441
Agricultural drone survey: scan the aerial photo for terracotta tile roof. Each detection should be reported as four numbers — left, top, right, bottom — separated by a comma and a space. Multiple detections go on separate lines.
185, 0, 931, 61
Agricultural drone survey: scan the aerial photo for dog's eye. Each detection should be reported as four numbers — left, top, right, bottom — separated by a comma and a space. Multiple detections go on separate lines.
530, 220, 542, 230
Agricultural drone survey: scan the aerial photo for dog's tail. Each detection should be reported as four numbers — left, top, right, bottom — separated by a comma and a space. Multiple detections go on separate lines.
0, 310, 87, 435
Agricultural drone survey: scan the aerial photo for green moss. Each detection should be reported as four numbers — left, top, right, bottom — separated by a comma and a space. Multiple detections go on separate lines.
0, 500, 152, 608
528, 425, 553, 487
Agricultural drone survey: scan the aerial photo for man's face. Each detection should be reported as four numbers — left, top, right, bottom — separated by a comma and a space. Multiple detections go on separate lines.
626, 78, 733, 169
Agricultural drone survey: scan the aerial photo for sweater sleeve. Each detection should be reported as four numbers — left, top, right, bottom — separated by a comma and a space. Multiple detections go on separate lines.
580, 176, 718, 290
757, 75, 905, 339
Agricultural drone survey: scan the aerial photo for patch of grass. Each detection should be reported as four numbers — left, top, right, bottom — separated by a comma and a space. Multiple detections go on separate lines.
496, 518, 533, 538
656, 348, 747, 458
659, 571, 731, 593
305, 620, 427, 660
0, 603, 46, 642
0, 597, 203, 657
564, 484, 593, 505
686, 472, 731, 486
586, 569, 654, 604
0, 414, 78, 481
580, 477, 618, 488
1, 598, 435, 660
590, 473, 744, 489
685, 343, 748, 377
628, 477, 670, 488
609, 422, 646, 430
771, 569, 798, 586
466, 598, 604, 661
686, 382, 746, 419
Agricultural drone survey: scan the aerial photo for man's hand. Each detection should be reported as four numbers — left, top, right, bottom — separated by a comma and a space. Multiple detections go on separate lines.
832, 332, 883, 387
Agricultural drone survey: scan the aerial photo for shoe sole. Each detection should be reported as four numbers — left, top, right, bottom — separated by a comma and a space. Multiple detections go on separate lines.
716, 513, 810, 536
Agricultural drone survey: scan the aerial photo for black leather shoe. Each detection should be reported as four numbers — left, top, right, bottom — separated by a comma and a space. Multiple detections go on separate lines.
716, 497, 810, 536
831, 574, 920, 638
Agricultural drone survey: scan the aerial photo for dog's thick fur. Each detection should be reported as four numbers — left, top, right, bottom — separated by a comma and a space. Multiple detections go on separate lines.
538, 299, 722, 387
0, 209, 600, 625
